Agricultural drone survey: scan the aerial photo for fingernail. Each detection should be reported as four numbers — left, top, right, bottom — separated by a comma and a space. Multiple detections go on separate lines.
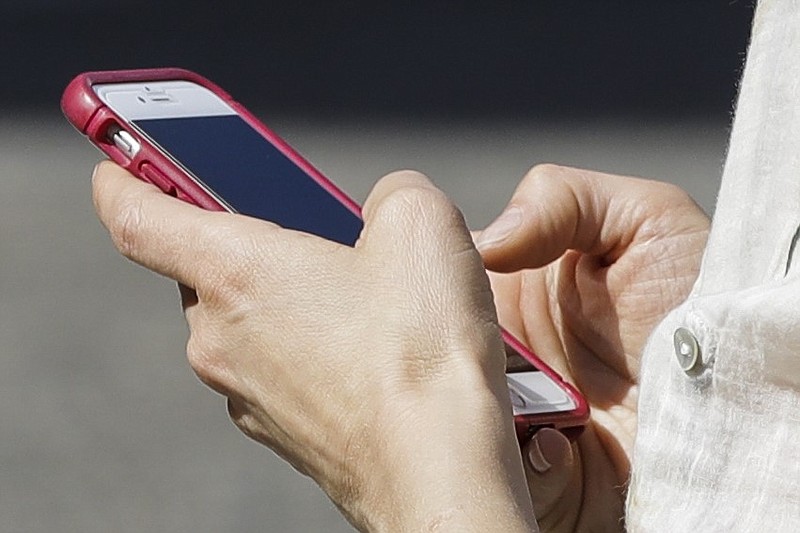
476, 206, 522, 250
528, 428, 571, 474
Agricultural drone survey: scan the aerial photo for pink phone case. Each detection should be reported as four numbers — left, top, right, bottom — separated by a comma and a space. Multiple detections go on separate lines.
62, 68, 589, 442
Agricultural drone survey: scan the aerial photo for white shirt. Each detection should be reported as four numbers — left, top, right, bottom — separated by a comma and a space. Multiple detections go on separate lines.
627, 1, 800, 530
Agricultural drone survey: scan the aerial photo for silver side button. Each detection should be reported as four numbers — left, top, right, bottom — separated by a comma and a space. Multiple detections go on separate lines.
111, 129, 141, 158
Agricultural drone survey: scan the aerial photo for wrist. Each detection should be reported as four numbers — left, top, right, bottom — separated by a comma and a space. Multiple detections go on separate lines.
351, 367, 537, 532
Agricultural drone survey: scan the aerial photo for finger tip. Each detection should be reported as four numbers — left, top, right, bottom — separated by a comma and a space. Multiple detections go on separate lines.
527, 428, 573, 474
475, 205, 523, 247
91, 161, 139, 200
91, 159, 126, 183
478, 248, 525, 274
91, 161, 117, 211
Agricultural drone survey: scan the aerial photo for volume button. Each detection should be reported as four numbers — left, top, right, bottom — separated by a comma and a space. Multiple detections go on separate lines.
174, 190, 193, 202
139, 162, 177, 197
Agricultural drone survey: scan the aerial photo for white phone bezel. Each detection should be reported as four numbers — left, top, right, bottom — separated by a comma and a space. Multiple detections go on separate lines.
507, 371, 575, 415
94, 81, 235, 121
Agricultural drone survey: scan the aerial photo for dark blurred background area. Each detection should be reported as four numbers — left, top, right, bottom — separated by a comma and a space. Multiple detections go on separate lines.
4, 1, 753, 119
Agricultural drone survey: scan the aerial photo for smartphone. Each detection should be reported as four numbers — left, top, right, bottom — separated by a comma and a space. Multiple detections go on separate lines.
62, 68, 589, 442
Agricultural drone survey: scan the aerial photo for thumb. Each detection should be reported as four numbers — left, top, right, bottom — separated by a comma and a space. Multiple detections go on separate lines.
475, 164, 700, 273
359, 169, 477, 257
523, 428, 582, 528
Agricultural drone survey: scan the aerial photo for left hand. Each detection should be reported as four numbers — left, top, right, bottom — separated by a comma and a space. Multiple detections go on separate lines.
476, 164, 710, 532
92, 161, 538, 533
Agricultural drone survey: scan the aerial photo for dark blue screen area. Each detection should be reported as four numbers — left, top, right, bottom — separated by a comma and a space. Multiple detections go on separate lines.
134, 115, 363, 246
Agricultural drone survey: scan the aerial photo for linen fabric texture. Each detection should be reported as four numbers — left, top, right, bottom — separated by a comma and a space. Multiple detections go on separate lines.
626, 0, 800, 530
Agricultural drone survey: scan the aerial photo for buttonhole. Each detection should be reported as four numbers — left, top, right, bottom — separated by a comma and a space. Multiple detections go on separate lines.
785, 224, 800, 276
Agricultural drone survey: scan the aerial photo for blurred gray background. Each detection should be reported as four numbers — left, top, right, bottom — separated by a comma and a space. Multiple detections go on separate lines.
1, 2, 753, 532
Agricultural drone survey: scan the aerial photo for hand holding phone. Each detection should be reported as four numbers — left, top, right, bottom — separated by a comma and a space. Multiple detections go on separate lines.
63, 69, 589, 444
92, 160, 551, 530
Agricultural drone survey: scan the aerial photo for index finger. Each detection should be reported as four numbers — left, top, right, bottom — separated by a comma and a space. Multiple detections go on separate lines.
476, 164, 704, 272
92, 161, 250, 288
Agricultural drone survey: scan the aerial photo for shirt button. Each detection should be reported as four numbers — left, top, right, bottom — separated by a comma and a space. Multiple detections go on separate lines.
673, 327, 702, 373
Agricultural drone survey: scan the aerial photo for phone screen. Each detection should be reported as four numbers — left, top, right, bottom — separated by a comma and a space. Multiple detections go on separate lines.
133, 115, 363, 246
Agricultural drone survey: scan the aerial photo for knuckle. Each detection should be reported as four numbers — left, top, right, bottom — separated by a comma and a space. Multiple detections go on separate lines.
654, 181, 694, 204
383, 168, 430, 182
520, 164, 579, 204
523, 163, 569, 184
377, 185, 461, 227
185, 332, 229, 387
517, 163, 582, 219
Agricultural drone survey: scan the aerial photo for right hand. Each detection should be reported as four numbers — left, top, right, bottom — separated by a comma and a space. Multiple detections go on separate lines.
92, 163, 538, 532
475, 164, 711, 531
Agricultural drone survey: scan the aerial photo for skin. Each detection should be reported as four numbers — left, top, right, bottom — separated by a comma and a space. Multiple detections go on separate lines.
477, 165, 710, 531
91, 161, 709, 532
